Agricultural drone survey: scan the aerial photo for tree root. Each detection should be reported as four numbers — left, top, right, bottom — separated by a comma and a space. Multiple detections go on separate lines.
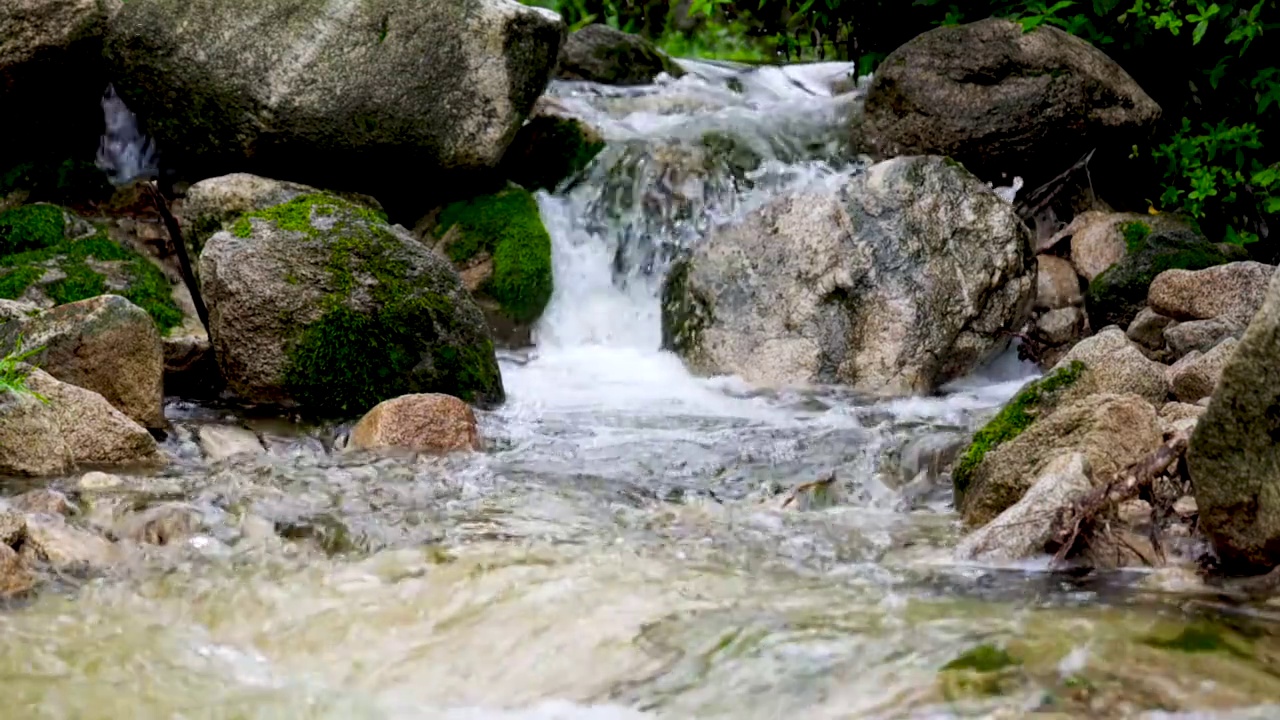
1046, 429, 1192, 567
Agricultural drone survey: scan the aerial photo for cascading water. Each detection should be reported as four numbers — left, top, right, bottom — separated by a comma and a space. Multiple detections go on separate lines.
3, 60, 1280, 720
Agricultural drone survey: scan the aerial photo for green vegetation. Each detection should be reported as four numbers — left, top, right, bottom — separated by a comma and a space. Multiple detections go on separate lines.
0, 337, 47, 403
951, 360, 1085, 498
0, 206, 184, 333
435, 186, 554, 324
525, 0, 1278, 256
942, 643, 1021, 672
234, 193, 501, 414
1120, 220, 1152, 252
1143, 623, 1253, 658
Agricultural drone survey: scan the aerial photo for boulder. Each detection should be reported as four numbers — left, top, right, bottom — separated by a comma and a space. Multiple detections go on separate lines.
1055, 327, 1169, 405
428, 185, 554, 347
1126, 307, 1175, 351
0, 204, 185, 334
857, 18, 1160, 187
556, 23, 684, 86
0, 294, 165, 428
957, 384, 1161, 527
104, 0, 564, 206
20, 513, 118, 569
116, 502, 203, 545
1188, 270, 1280, 573
349, 393, 481, 455
0, 506, 25, 546
1033, 306, 1085, 347
0, 368, 157, 476
162, 331, 221, 398
1084, 221, 1245, 331
1070, 212, 1162, 281
178, 174, 322, 275
662, 155, 1035, 395
1169, 337, 1237, 404
1148, 261, 1275, 324
955, 452, 1092, 562
198, 191, 503, 413
7, 489, 73, 516
1034, 254, 1082, 310
0, 0, 118, 168
501, 96, 605, 192
197, 425, 265, 462
0, 543, 34, 598
1164, 317, 1243, 359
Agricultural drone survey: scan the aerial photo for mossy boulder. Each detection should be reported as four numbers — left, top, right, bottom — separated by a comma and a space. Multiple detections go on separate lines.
199, 192, 504, 414
556, 24, 684, 86
1085, 223, 1247, 331
502, 97, 605, 192
0, 204, 184, 333
432, 186, 554, 347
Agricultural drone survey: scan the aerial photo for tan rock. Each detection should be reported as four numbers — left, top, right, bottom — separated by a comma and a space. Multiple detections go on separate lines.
197, 425, 265, 462
350, 393, 481, 455
1164, 317, 1242, 359
1168, 338, 1237, 403
1055, 327, 1169, 405
7, 489, 73, 516
1034, 306, 1085, 346
1149, 261, 1275, 323
0, 506, 25, 546
1126, 308, 1176, 351
1070, 212, 1152, 280
116, 503, 203, 546
20, 514, 118, 569
955, 452, 1092, 562
0, 543, 35, 598
1035, 254, 1082, 310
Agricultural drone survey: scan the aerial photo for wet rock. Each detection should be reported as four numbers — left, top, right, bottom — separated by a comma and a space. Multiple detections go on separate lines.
955, 452, 1092, 562
7, 489, 73, 517
1035, 255, 1082, 310
959, 391, 1161, 527
0, 368, 157, 476
0, 294, 165, 428
0, 0, 118, 168
350, 393, 481, 455
104, 0, 563, 207
501, 96, 605, 192
1174, 496, 1198, 517
1149, 261, 1275, 324
557, 24, 683, 86
1033, 306, 1085, 347
0, 506, 25, 546
20, 513, 117, 569
199, 189, 503, 413
197, 425, 265, 463
77, 471, 124, 491
1055, 327, 1169, 405
1164, 317, 1242, 360
662, 155, 1035, 395
1084, 222, 1245, 331
858, 18, 1159, 187
0, 544, 35, 598
1168, 338, 1237, 404
1126, 308, 1175, 351
116, 502, 202, 546
162, 332, 221, 398
1118, 498, 1154, 527
1188, 270, 1280, 573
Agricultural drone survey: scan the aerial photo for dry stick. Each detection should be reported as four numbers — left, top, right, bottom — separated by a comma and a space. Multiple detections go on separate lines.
1016, 148, 1098, 222
142, 182, 209, 334
1048, 429, 1191, 566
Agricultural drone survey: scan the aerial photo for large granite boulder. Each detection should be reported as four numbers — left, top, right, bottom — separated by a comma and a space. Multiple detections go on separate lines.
104, 0, 564, 204
198, 191, 504, 414
1188, 270, 1280, 573
661, 155, 1035, 396
858, 18, 1160, 186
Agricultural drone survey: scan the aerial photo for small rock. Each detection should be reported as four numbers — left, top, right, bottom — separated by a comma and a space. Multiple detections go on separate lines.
955, 452, 1092, 562
116, 503, 203, 546
557, 24, 685, 86
7, 489, 73, 516
1164, 317, 1242, 359
1034, 255, 1082, 310
197, 425, 265, 463
0, 506, 26, 546
1126, 308, 1176, 351
78, 471, 124, 490
1174, 496, 1198, 517
1168, 338, 1237, 403
1149, 261, 1275, 324
0, 544, 35, 598
1034, 306, 1085, 347
350, 394, 481, 455
1118, 499, 1153, 526
1159, 402, 1205, 436
20, 514, 118, 569
1055, 327, 1169, 405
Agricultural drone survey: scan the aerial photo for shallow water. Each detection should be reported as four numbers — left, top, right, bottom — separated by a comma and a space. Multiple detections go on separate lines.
3, 59, 1280, 719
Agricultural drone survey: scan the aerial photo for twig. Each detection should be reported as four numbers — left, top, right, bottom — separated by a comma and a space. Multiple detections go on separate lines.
141, 182, 209, 333
1016, 149, 1097, 222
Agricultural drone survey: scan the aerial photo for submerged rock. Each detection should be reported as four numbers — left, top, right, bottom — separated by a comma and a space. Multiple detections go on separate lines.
199, 191, 503, 413
197, 425, 265, 463
20, 512, 118, 569
0, 368, 157, 476
556, 24, 684, 86
858, 18, 1160, 186
662, 155, 1034, 395
1188, 270, 1280, 573
350, 393, 481, 455
955, 452, 1092, 562
0, 294, 165, 428
104, 0, 564, 206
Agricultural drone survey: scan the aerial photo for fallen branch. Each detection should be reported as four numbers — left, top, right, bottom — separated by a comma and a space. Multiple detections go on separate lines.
142, 182, 209, 334
1047, 429, 1191, 566
1016, 148, 1097, 223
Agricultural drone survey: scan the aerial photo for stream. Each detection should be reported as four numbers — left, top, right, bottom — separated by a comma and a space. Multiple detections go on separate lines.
3, 60, 1280, 719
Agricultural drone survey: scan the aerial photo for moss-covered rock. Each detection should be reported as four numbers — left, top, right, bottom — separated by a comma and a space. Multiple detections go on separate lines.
1085, 225, 1247, 330
433, 185, 554, 344
200, 191, 504, 414
0, 204, 184, 334
502, 98, 605, 192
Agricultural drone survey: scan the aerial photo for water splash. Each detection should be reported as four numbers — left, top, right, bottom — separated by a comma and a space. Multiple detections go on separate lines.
95, 84, 160, 186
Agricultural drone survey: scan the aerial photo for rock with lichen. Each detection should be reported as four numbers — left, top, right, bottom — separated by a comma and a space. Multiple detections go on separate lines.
429, 185, 554, 348
199, 191, 504, 414
350, 393, 481, 455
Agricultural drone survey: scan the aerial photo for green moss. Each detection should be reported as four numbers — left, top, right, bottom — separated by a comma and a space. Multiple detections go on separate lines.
1120, 220, 1151, 253
0, 266, 45, 300
1085, 236, 1238, 330
952, 361, 1086, 498
46, 262, 106, 305
943, 644, 1021, 672
1143, 624, 1252, 658
0, 205, 66, 255
435, 187, 553, 324
231, 192, 388, 240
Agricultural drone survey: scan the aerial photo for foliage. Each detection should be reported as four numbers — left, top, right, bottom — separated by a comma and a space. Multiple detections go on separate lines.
0, 337, 48, 403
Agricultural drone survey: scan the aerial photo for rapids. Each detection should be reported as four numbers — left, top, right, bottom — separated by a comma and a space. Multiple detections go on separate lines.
3, 60, 1280, 719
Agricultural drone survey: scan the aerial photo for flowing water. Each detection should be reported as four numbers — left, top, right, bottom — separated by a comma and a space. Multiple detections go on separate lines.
4, 61, 1280, 719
